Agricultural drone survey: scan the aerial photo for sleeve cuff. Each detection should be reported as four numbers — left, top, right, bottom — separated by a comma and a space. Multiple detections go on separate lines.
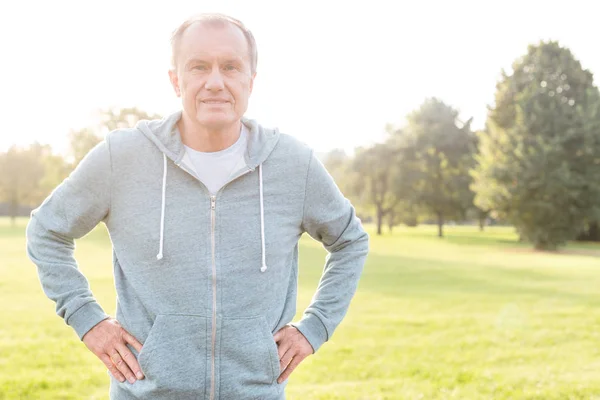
66, 301, 110, 340
290, 314, 329, 353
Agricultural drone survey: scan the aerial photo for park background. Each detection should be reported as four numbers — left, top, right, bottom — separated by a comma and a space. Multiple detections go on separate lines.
1, 1, 600, 399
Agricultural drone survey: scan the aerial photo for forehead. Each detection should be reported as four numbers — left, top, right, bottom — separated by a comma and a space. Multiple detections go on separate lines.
178, 21, 249, 62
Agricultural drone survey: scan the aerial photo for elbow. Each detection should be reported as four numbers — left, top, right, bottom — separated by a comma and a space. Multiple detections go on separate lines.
25, 213, 37, 245
358, 225, 370, 253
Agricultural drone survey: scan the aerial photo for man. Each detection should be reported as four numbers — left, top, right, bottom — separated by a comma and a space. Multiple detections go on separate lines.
26, 13, 369, 400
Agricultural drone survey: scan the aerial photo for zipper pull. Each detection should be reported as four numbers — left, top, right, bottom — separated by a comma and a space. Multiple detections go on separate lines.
210, 196, 216, 210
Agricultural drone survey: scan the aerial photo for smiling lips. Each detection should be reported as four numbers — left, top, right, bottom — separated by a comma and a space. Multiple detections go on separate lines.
201, 98, 230, 105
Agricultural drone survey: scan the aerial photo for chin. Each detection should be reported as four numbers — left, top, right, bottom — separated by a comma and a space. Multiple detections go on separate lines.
198, 118, 236, 130
195, 115, 236, 130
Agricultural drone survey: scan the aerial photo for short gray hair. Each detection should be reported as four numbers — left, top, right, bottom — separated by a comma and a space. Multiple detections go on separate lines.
170, 13, 258, 75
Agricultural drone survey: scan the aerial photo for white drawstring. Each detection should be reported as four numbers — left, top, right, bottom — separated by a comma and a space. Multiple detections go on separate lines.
155, 153, 265, 271
259, 164, 267, 272
156, 153, 167, 260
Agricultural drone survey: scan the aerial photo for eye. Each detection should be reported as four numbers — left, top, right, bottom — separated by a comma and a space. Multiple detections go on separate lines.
223, 64, 236, 71
193, 65, 208, 71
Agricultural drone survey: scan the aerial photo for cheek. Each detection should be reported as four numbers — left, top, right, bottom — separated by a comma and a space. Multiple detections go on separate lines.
182, 78, 203, 99
230, 81, 252, 103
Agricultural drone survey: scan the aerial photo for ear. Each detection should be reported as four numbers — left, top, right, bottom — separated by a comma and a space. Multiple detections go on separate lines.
249, 72, 257, 95
168, 69, 181, 97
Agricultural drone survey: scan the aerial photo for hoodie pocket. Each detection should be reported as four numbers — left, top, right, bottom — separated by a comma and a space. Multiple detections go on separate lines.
219, 316, 281, 398
137, 314, 209, 396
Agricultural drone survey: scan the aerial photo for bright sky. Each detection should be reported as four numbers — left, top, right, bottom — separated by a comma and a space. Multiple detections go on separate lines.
2, 0, 599, 155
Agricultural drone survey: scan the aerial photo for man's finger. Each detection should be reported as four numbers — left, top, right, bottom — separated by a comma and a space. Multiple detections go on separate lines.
116, 342, 144, 380
273, 328, 286, 343
123, 330, 143, 353
110, 348, 136, 384
278, 355, 304, 384
279, 347, 294, 372
100, 354, 126, 383
276, 337, 292, 361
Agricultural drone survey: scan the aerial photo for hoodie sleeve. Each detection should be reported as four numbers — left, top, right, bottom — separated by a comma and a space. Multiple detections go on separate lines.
291, 151, 369, 353
25, 138, 112, 340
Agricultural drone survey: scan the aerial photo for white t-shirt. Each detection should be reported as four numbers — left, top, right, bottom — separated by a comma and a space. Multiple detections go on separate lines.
184, 125, 248, 195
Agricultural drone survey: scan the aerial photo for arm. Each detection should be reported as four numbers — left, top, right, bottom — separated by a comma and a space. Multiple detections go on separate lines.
25, 138, 112, 340
291, 150, 370, 353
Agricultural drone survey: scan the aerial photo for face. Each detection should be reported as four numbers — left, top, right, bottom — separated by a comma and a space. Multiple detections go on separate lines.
169, 22, 255, 131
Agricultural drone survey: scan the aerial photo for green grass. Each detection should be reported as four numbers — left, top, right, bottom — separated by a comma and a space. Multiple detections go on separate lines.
2, 217, 600, 399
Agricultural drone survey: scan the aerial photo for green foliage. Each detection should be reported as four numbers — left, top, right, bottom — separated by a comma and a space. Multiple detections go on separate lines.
473, 41, 600, 250
324, 100, 477, 236
349, 143, 400, 235
68, 127, 103, 167
397, 98, 477, 236
69, 107, 162, 168
322, 148, 351, 195
96, 107, 162, 134
0, 144, 56, 222
39, 152, 70, 195
0, 107, 162, 220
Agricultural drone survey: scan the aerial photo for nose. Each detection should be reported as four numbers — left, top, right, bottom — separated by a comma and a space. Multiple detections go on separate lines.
205, 66, 225, 91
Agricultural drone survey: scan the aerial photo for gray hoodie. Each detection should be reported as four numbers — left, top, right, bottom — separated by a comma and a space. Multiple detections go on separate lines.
25, 111, 369, 400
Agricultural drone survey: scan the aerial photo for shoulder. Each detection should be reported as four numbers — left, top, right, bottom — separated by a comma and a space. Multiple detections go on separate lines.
104, 127, 157, 158
271, 131, 315, 166
105, 127, 147, 147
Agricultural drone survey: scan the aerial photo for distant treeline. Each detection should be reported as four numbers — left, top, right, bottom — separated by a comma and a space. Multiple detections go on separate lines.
320, 41, 600, 250
2, 42, 600, 249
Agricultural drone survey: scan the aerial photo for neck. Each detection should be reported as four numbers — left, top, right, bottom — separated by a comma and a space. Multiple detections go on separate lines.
178, 114, 241, 152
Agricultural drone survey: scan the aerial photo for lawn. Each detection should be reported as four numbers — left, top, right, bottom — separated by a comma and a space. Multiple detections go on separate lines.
1, 217, 600, 399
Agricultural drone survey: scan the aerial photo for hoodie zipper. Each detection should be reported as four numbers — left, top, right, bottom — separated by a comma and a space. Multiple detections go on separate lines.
207, 167, 252, 400
210, 195, 217, 400
176, 160, 252, 400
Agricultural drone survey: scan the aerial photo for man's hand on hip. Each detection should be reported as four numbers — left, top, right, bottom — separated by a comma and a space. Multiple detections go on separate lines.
82, 317, 145, 384
273, 325, 313, 384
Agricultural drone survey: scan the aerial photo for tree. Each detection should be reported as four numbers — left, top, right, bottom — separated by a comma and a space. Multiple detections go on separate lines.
322, 148, 352, 196
477, 208, 492, 231
577, 220, 600, 241
399, 98, 477, 237
0, 144, 48, 225
68, 127, 103, 167
349, 144, 399, 235
39, 152, 70, 196
0, 107, 163, 222
68, 107, 162, 168
575, 89, 600, 242
472, 41, 600, 250
96, 107, 162, 134
386, 201, 418, 232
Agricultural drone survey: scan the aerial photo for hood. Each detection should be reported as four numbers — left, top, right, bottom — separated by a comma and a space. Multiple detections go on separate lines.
133, 110, 280, 272
135, 110, 280, 170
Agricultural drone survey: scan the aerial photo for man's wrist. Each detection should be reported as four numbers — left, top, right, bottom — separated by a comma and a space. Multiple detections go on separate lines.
290, 314, 329, 353
67, 302, 110, 340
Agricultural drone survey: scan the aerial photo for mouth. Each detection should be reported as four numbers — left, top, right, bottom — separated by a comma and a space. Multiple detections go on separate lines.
201, 99, 230, 104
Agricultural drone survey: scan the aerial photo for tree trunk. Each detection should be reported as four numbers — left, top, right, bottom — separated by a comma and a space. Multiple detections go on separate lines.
479, 215, 485, 231
388, 211, 394, 234
437, 211, 444, 238
10, 199, 18, 228
576, 220, 600, 242
535, 240, 557, 251
589, 221, 599, 242
376, 207, 383, 235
